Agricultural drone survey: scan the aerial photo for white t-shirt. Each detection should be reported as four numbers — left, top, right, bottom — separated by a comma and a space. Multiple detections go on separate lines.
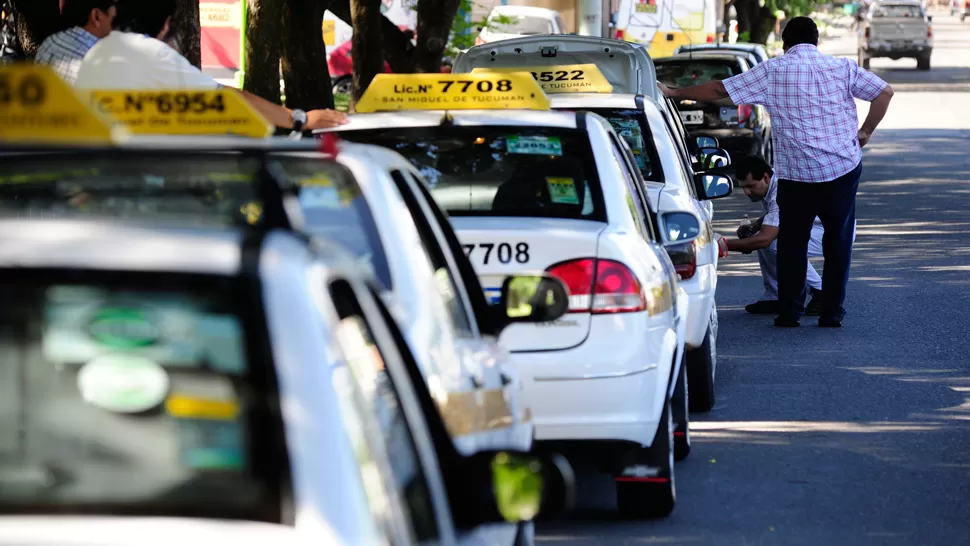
75, 31, 220, 89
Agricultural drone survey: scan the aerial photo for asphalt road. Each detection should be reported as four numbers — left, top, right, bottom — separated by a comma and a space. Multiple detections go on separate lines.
537, 12, 970, 546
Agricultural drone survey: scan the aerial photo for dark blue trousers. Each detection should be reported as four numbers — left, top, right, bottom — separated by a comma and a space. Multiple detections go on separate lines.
776, 163, 862, 319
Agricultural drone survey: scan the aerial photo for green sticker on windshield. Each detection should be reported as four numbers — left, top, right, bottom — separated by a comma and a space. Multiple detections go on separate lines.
546, 177, 579, 205
507, 136, 562, 156
88, 308, 159, 348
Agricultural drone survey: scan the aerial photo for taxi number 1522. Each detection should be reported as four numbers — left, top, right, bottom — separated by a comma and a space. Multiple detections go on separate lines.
463, 242, 529, 264
531, 70, 585, 82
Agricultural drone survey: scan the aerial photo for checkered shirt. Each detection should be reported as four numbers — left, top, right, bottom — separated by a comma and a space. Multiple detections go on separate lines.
722, 44, 888, 183
34, 27, 99, 84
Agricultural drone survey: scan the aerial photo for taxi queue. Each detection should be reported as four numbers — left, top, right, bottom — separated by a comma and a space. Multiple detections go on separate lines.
0, 34, 738, 546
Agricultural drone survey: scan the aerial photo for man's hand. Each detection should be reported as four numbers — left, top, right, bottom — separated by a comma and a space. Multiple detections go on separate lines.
857, 128, 872, 148
658, 82, 677, 98
714, 233, 729, 258
307, 109, 349, 130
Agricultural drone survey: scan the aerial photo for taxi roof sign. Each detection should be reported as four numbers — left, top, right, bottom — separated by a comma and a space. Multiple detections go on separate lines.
471, 64, 614, 94
0, 64, 120, 145
353, 72, 550, 113
89, 88, 273, 138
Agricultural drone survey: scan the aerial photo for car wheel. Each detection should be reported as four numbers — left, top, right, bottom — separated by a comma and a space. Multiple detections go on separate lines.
616, 399, 676, 519
672, 353, 691, 461
686, 307, 717, 413
332, 76, 353, 96
917, 55, 930, 71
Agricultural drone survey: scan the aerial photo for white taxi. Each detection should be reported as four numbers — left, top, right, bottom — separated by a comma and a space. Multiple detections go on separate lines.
454, 39, 735, 412
323, 72, 726, 518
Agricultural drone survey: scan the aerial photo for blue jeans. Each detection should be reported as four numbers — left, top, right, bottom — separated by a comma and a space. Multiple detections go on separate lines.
776, 163, 862, 319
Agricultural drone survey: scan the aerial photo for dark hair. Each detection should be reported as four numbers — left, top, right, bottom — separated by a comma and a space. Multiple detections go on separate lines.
61, 0, 118, 29
782, 16, 819, 48
735, 155, 773, 182
114, 0, 175, 36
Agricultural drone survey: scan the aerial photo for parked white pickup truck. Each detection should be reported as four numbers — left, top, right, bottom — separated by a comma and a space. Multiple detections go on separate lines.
858, 0, 933, 70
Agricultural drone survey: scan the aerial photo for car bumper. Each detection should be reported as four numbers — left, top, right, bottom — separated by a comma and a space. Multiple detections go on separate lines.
505, 313, 679, 448
680, 264, 717, 349
864, 44, 932, 56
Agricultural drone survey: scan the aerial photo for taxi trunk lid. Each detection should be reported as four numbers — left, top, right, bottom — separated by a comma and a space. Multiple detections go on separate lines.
450, 216, 605, 352
453, 35, 659, 101
869, 18, 928, 42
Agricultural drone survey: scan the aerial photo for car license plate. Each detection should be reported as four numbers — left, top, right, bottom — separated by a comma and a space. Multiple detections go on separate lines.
680, 111, 704, 125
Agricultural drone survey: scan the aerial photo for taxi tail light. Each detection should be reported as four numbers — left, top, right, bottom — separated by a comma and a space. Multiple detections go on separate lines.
666, 242, 697, 281
615, 29, 625, 40
546, 258, 646, 314
738, 104, 754, 127
706, 34, 715, 43
319, 133, 341, 156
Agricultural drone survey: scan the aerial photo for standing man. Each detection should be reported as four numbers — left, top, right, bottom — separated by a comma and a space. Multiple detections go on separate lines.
661, 16, 893, 328
34, 0, 118, 84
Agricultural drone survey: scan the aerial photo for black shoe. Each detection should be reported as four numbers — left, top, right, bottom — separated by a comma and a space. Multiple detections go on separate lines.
774, 315, 801, 328
818, 316, 843, 328
745, 300, 781, 315
805, 290, 822, 317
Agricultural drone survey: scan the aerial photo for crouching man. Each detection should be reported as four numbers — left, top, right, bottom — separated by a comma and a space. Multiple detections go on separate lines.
721, 155, 854, 315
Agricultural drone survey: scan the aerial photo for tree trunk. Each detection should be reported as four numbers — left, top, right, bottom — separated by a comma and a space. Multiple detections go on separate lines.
349, 0, 384, 102
327, 0, 417, 73
415, 0, 458, 73
280, 0, 334, 109
11, 0, 59, 57
243, 0, 283, 103
734, 0, 774, 45
173, 0, 202, 67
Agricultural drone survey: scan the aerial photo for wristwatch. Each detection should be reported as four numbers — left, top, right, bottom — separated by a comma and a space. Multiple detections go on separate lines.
291, 109, 308, 131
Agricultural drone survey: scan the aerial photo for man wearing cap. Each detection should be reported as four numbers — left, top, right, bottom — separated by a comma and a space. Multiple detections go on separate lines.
34, 0, 118, 83
660, 16, 894, 328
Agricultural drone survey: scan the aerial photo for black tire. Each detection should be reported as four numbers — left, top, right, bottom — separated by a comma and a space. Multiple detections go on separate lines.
672, 353, 691, 461
616, 399, 676, 519
686, 307, 717, 413
917, 55, 930, 70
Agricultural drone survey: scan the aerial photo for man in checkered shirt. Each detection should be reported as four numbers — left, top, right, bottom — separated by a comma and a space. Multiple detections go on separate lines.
662, 17, 894, 328
34, 0, 118, 84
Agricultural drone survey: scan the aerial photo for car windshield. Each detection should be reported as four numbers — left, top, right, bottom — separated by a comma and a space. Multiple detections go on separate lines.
584, 108, 664, 182
339, 126, 607, 222
873, 4, 923, 16
655, 60, 740, 88
0, 153, 392, 289
0, 274, 285, 520
491, 14, 553, 34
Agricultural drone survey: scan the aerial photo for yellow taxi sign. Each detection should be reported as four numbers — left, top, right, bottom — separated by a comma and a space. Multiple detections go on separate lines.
89, 89, 273, 138
0, 64, 118, 145
354, 72, 550, 113
166, 394, 240, 420
471, 64, 614, 94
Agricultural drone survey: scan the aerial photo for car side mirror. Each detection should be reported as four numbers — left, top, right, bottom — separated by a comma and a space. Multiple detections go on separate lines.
695, 136, 719, 149
499, 274, 569, 324
699, 147, 731, 169
695, 172, 734, 200
449, 450, 575, 528
659, 210, 702, 246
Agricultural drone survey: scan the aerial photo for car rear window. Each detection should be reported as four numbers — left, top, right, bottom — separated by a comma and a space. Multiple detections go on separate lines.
0, 153, 392, 289
0, 273, 286, 521
491, 14, 553, 35
655, 60, 741, 88
339, 126, 607, 222
873, 4, 923, 16
585, 108, 664, 182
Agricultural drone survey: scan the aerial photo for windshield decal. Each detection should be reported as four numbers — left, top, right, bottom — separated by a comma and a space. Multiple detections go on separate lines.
506, 135, 563, 156
546, 177, 580, 205
77, 353, 170, 413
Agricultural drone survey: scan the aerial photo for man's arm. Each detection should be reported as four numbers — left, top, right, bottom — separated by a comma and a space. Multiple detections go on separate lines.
659, 81, 734, 104
857, 85, 894, 147
725, 224, 778, 253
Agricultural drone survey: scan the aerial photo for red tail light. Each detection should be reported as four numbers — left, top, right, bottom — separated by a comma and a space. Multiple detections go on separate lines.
706, 34, 715, 43
666, 242, 697, 281
738, 104, 754, 126
547, 258, 646, 314
615, 29, 625, 40
319, 133, 341, 156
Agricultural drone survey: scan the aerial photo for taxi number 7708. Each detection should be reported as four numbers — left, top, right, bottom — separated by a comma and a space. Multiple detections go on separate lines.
463, 242, 530, 265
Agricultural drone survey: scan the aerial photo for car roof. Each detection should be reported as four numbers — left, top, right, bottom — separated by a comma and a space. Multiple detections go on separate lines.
657, 52, 747, 62
680, 43, 766, 53
324, 110, 580, 132
489, 5, 558, 17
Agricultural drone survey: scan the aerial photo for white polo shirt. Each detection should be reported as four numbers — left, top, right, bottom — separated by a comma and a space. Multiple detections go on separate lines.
75, 31, 220, 89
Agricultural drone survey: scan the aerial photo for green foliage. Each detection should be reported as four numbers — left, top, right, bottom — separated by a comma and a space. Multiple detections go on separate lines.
446, 0, 517, 56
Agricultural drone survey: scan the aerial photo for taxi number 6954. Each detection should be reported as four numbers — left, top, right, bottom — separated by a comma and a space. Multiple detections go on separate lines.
463, 243, 529, 264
